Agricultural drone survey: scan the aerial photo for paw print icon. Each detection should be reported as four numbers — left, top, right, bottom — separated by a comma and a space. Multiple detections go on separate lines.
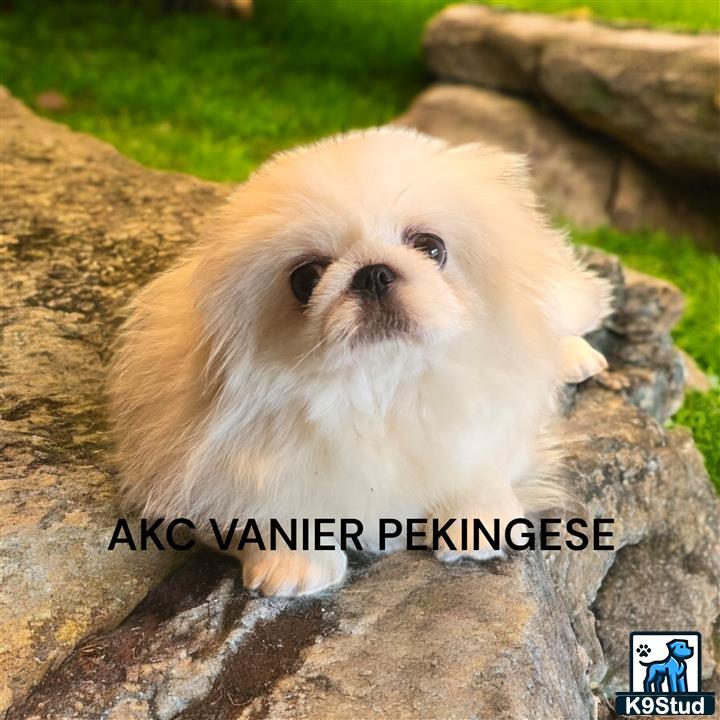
636, 643, 651, 658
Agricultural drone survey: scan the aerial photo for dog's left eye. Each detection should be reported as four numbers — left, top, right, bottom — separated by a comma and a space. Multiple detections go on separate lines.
290, 261, 327, 305
408, 232, 447, 269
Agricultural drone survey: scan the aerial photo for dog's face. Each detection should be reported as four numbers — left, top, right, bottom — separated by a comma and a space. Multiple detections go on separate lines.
290, 223, 461, 349
196, 129, 554, 388
667, 640, 694, 659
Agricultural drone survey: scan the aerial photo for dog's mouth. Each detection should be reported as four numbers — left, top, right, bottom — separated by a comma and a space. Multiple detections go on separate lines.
320, 280, 430, 354
349, 296, 417, 346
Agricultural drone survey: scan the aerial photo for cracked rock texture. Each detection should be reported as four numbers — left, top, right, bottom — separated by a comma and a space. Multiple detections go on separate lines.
424, 4, 720, 181
2, 89, 719, 719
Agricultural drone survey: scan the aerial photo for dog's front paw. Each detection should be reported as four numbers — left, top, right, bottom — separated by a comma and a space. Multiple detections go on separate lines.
242, 548, 347, 597
431, 497, 523, 564
433, 517, 506, 563
560, 335, 607, 384
434, 543, 505, 563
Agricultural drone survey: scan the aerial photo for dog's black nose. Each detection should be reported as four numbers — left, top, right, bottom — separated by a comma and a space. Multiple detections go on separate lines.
351, 264, 396, 299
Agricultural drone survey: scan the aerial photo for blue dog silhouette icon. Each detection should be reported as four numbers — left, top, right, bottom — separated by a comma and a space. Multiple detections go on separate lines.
641, 639, 694, 693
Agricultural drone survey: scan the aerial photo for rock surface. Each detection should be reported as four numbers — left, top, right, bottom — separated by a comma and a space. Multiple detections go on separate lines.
6, 551, 595, 720
2, 89, 719, 719
424, 4, 720, 180
605, 268, 685, 341
0, 87, 226, 712
396, 84, 719, 245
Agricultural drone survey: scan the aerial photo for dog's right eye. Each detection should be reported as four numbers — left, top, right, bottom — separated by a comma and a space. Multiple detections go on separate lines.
290, 262, 326, 305
407, 231, 447, 269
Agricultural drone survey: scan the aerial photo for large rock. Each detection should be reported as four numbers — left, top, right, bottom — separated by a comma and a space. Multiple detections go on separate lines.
551, 391, 720, 691
396, 84, 718, 245
424, 4, 720, 181
2, 89, 719, 719
0, 87, 226, 712
7, 551, 595, 720
550, 254, 720, 694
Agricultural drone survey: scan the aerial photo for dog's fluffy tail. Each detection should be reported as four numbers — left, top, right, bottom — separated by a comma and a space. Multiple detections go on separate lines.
513, 433, 585, 518
515, 479, 575, 515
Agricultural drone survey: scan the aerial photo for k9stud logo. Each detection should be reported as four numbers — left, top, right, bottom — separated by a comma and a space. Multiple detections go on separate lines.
615, 632, 715, 716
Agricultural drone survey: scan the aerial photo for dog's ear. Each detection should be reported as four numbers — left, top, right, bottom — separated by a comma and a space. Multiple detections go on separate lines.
448, 142, 532, 193
449, 142, 613, 338
535, 239, 613, 337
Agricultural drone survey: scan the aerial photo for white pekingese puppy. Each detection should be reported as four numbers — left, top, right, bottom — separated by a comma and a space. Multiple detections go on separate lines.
109, 128, 610, 596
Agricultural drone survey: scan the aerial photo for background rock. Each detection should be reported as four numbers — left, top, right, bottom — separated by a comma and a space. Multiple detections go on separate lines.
424, 4, 720, 181
396, 84, 614, 228
2, 89, 719, 719
395, 84, 719, 246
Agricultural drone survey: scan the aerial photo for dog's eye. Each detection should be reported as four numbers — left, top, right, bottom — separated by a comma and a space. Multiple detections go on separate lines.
290, 261, 326, 305
408, 232, 447, 269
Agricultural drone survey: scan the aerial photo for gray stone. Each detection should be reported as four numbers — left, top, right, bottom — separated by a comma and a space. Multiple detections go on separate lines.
576, 250, 686, 422
591, 335, 686, 422
545, 248, 719, 693
594, 521, 720, 696
4, 552, 295, 720
395, 84, 719, 246
549, 389, 720, 692
424, 4, 720, 180
606, 268, 685, 342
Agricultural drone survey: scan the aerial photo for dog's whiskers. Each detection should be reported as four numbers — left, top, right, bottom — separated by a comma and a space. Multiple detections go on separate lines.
289, 335, 328, 372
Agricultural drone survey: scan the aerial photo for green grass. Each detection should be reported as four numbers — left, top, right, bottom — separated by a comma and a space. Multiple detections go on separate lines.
484, 0, 719, 30
673, 389, 720, 485
0, 0, 717, 487
2, 1, 718, 181
1, 0, 447, 181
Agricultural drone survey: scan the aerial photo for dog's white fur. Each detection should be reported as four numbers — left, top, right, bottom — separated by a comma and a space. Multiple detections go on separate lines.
109, 128, 610, 596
